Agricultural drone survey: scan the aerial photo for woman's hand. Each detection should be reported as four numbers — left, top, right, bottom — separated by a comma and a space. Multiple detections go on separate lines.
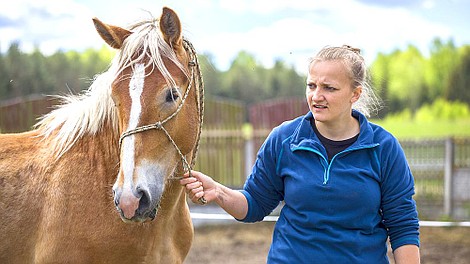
180, 170, 249, 219
180, 170, 216, 205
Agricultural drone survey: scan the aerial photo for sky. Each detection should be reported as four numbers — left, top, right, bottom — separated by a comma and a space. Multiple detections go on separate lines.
0, 0, 469, 72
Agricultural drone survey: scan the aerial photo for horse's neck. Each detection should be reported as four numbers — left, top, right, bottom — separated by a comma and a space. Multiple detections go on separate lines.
47, 120, 120, 185
160, 162, 191, 213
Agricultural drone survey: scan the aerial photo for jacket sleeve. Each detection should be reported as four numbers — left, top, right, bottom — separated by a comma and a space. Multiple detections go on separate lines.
379, 136, 420, 251
239, 127, 285, 223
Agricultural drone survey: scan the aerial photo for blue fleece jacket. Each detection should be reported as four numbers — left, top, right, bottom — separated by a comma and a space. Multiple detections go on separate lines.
239, 110, 419, 263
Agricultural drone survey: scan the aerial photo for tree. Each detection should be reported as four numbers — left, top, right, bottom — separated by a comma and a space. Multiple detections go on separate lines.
4, 42, 31, 98
386, 45, 427, 113
268, 59, 305, 98
424, 38, 459, 101
370, 53, 391, 116
80, 46, 114, 79
222, 51, 268, 104
30, 48, 54, 94
0, 48, 9, 99
446, 45, 470, 104
198, 53, 223, 99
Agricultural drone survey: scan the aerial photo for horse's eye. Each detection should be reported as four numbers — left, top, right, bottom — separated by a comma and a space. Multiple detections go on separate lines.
165, 88, 180, 102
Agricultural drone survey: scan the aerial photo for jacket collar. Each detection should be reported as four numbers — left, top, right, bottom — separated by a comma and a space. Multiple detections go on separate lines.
290, 110, 378, 152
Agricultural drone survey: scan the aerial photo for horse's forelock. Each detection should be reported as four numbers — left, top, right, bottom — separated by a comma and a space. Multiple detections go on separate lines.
116, 17, 188, 87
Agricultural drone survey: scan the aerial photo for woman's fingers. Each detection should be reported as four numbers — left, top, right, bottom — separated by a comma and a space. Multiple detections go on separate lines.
185, 180, 202, 190
188, 186, 205, 202
179, 170, 209, 205
189, 183, 203, 194
179, 176, 197, 185
180, 174, 203, 192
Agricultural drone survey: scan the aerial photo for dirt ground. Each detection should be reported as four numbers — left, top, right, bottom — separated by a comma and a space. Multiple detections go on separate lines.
185, 221, 470, 264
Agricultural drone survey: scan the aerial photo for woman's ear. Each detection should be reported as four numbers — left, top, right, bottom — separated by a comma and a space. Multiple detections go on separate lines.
351, 86, 362, 103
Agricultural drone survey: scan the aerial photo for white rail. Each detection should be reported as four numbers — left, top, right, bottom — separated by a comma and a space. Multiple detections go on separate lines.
190, 213, 470, 227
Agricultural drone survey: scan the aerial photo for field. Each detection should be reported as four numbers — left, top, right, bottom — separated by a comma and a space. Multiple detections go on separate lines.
186, 221, 470, 264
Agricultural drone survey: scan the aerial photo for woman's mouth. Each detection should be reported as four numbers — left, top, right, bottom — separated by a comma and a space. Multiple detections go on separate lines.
313, 104, 327, 109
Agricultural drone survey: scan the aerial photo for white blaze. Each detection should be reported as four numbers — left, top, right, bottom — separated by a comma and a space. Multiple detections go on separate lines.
122, 63, 146, 192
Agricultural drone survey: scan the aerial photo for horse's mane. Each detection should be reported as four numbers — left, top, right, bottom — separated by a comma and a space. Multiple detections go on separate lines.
36, 13, 188, 158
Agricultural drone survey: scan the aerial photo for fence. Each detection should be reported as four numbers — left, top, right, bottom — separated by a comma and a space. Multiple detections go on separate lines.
195, 129, 470, 220
0, 95, 60, 133
402, 137, 470, 220
1, 96, 470, 220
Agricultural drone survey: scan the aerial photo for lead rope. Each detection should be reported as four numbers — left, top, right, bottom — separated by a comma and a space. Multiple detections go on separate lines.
183, 37, 206, 205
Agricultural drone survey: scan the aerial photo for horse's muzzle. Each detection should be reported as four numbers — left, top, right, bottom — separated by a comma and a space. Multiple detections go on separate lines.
114, 188, 158, 222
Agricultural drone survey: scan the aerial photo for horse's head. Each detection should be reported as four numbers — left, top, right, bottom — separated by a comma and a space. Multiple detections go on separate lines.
93, 7, 202, 222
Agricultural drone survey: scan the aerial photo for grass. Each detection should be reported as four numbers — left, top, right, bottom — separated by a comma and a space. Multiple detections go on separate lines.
370, 117, 470, 139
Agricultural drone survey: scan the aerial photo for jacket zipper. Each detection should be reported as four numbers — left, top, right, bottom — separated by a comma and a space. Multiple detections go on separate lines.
326, 144, 380, 184
293, 144, 379, 185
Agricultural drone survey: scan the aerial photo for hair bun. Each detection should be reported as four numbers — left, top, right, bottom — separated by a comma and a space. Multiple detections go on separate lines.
342, 45, 361, 54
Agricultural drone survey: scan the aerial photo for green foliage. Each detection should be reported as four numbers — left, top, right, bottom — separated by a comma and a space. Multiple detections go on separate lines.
0, 43, 114, 100
389, 47, 425, 99
375, 45, 427, 113
446, 46, 470, 104
200, 51, 306, 104
0, 37, 469, 121
370, 38, 470, 115
374, 117, 470, 139
415, 98, 470, 122
370, 53, 390, 116
221, 51, 268, 103
425, 38, 458, 100
373, 99, 470, 139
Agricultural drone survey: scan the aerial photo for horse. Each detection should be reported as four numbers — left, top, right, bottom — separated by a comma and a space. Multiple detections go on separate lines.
0, 7, 204, 263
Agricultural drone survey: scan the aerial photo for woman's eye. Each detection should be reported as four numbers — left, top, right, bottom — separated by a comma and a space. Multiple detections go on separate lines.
307, 83, 316, 89
325, 86, 337, 91
165, 88, 180, 102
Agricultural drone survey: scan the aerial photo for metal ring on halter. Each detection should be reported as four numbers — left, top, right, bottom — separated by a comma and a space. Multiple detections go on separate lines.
198, 197, 207, 205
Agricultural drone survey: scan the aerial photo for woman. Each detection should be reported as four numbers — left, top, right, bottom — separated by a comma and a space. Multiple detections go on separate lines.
181, 45, 420, 263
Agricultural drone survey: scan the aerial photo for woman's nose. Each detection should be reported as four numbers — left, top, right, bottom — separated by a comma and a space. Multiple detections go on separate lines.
311, 89, 323, 101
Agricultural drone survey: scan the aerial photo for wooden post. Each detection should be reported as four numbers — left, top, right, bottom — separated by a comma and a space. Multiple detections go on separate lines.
243, 124, 254, 179
444, 137, 454, 217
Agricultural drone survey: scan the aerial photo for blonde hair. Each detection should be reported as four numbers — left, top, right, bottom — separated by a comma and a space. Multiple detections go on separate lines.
308, 45, 382, 117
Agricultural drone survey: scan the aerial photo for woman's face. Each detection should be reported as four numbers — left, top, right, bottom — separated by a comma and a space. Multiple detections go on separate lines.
306, 60, 361, 124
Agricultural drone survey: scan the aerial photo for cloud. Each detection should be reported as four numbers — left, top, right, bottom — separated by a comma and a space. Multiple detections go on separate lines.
218, 0, 356, 15
196, 0, 454, 71
355, 0, 420, 8
0, 0, 96, 53
0, 15, 19, 28
0, 0, 465, 74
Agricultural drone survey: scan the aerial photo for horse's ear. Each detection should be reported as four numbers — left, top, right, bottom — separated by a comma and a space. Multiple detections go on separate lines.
159, 7, 183, 49
92, 18, 132, 49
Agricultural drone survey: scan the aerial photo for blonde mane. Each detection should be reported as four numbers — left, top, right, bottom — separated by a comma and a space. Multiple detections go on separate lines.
36, 14, 188, 158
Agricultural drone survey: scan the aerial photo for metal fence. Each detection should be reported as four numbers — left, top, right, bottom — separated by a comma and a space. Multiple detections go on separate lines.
397, 138, 470, 220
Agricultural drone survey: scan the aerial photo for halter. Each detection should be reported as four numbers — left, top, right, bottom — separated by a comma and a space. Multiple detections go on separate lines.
118, 38, 206, 205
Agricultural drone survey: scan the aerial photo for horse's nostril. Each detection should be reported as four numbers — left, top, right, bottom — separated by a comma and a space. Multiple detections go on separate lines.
113, 189, 119, 206
138, 189, 150, 211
